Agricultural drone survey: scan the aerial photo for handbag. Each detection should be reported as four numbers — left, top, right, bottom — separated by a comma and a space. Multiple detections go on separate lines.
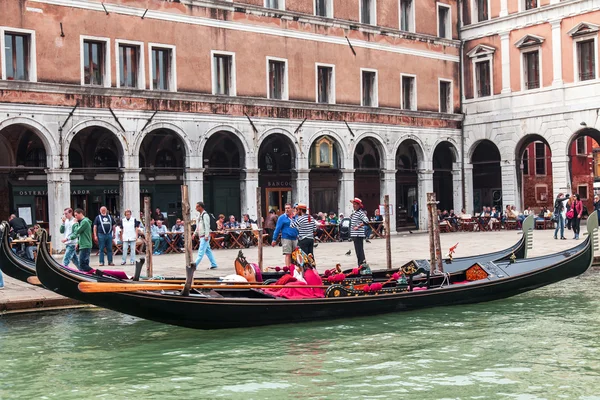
566, 209, 574, 219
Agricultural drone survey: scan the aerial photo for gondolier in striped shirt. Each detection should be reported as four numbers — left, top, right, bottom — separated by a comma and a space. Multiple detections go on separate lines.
290, 203, 316, 258
350, 198, 370, 267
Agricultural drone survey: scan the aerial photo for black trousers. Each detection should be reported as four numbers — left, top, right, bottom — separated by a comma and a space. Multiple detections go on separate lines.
353, 237, 366, 266
572, 217, 581, 235
298, 237, 314, 257
266, 228, 275, 242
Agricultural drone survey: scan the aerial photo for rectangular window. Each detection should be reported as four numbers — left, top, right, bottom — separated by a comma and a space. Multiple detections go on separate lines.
438, 4, 450, 39
83, 40, 105, 86
317, 65, 334, 104
360, 0, 376, 25
525, 0, 537, 10
401, 75, 416, 110
315, 0, 332, 17
265, 0, 283, 9
576, 136, 586, 155
476, 0, 488, 22
439, 80, 451, 113
119, 44, 139, 88
268, 59, 287, 100
400, 0, 413, 32
577, 39, 596, 81
523, 50, 540, 90
475, 60, 491, 97
213, 53, 234, 96
4, 32, 30, 81
361, 70, 377, 107
151, 47, 171, 91
579, 184, 588, 200
535, 142, 546, 175
522, 148, 529, 175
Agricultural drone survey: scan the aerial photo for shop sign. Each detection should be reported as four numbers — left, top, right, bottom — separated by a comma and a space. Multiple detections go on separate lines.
17, 190, 48, 196
72, 190, 90, 195
267, 181, 292, 188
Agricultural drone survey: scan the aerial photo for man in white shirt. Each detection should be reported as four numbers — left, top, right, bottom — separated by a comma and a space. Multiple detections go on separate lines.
120, 209, 141, 265
194, 202, 218, 269
60, 207, 79, 269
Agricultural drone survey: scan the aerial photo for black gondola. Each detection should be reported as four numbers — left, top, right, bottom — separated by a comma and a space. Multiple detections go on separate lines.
1, 215, 533, 285
33, 213, 596, 330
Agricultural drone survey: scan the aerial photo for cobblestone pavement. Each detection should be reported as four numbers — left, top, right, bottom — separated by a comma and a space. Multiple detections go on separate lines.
0, 225, 589, 312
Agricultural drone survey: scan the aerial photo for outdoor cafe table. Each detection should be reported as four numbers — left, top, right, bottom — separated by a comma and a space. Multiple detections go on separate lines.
164, 232, 183, 254
10, 238, 51, 255
225, 228, 253, 249
322, 223, 338, 242
367, 220, 385, 239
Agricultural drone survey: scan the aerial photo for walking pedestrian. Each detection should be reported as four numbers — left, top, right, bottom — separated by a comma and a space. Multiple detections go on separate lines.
93, 206, 115, 266
60, 207, 80, 268
271, 203, 298, 266
265, 209, 278, 242
69, 208, 93, 272
594, 195, 600, 224
120, 209, 140, 265
553, 193, 569, 240
194, 202, 218, 270
572, 194, 583, 240
350, 197, 370, 267
290, 203, 316, 257
411, 200, 419, 230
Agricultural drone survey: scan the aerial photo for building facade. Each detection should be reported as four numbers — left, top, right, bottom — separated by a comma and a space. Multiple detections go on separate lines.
461, 0, 600, 213
0, 0, 464, 248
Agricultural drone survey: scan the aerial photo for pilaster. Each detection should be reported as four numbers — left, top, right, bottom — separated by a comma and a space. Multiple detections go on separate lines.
185, 167, 205, 218
381, 169, 397, 233
452, 168, 463, 213
121, 168, 141, 219
464, 163, 474, 214
339, 169, 355, 217
46, 168, 72, 252
500, 31, 511, 94
501, 160, 518, 209
417, 169, 434, 231
292, 169, 310, 208
241, 169, 259, 219
551, 19, 563, 87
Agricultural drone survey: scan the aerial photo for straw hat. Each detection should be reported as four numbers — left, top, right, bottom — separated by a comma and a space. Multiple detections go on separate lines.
350, 198, 364, 208
296, 203, 308, 210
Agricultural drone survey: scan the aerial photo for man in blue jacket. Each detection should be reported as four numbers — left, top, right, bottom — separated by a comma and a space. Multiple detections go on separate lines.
271, 203, 299, 267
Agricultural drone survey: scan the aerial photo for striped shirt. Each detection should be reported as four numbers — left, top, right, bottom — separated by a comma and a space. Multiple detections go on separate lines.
290, 214, 316, 240
350, 210, 369, 238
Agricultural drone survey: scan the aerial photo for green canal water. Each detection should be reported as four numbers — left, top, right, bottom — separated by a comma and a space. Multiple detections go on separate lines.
1, 272, 600, 400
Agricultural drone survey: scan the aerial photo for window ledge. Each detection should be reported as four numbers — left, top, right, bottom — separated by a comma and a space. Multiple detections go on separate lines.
181, 0, 461, 47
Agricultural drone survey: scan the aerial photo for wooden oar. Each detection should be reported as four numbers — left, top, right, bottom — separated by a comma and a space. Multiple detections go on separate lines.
27, 276, 42, 285
78, 282, 328, 293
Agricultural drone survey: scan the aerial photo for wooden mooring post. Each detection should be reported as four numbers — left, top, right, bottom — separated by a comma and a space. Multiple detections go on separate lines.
181, 185, 193, 267
256, 187, 264, 272
143, 196, 153, 277
384, 194, 392, 270
426, 192, 444, 273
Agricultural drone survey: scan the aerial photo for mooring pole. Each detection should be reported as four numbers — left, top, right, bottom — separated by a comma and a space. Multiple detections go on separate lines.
427, 193, 436, 268
144, 196, 153, 277
256, 187, 263, 272
384, 194, 392, 270
428, 192, 444, 272
181, 185, 193, 268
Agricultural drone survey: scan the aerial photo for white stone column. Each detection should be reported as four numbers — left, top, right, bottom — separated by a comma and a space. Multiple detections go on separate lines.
464, 163, 474, 213
551, 19, 563, 87
452, 167, 463, 212
241, 169, 259, 219
121, 168, 141, 218
501, 160, 518, 208
185, 168, 205, 216
293, 169, 310, 207
380, 169, 397, 233
46, 169, 71, 252
551, 155, 571, 198
339, 169, 355, 217
500, 32, 511, 94
499, 0, 508, 17
417, 169, 434, 231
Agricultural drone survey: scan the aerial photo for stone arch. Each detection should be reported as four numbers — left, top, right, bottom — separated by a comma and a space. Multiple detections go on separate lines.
351, 132, 389, 167
0, 117, 58, 166
63, 119, 126, 167
432, 141, 459, 212
136, 121, 194, 160
257, 128, 298, 171
394, 136, 427, 166
431, 138, 459, 163
471, 139, 503, 212
201, 124, 251, 156
307, 129, 348, 169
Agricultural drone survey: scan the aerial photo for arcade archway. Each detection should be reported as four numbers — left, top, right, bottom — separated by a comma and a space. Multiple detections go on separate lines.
354, 137, 383, 215
471, 140, 501, 212
258, 133, 295, 216
309, 135, 342, 215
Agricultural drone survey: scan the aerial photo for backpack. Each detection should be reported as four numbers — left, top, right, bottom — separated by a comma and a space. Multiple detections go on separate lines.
208, 212, 218, 231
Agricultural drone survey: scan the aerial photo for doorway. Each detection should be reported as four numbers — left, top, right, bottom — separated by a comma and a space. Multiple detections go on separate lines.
266, 188, 292, 216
